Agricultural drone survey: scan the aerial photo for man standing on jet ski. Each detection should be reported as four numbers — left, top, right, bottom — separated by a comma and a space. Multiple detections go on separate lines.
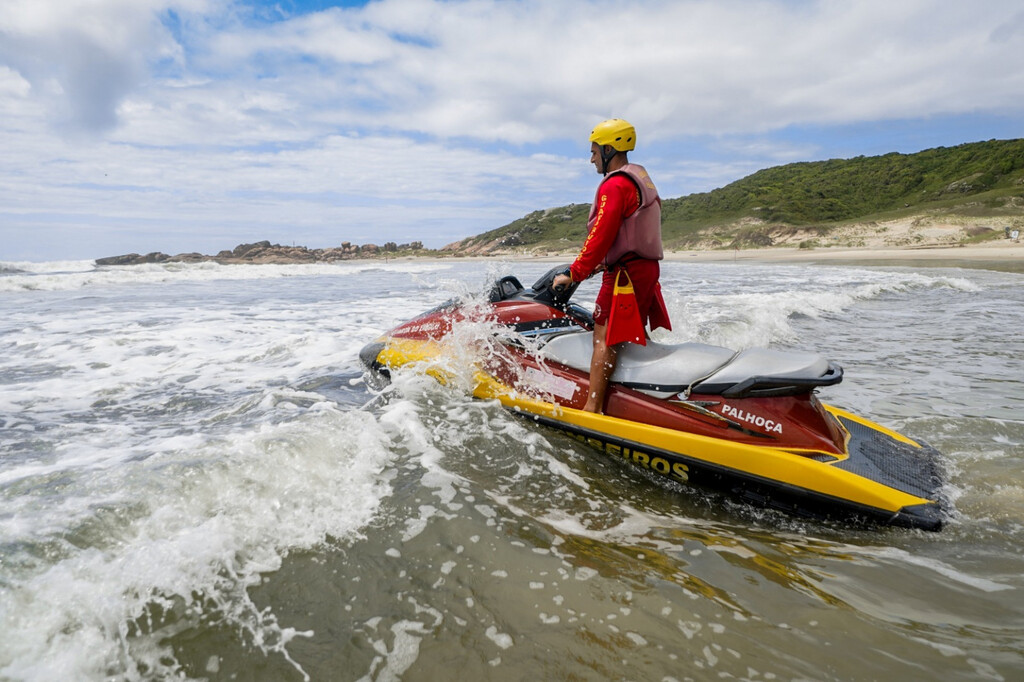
552, 118, 672, 413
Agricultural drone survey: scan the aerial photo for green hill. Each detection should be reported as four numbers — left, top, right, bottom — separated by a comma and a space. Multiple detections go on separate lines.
446, 138, 1024, 253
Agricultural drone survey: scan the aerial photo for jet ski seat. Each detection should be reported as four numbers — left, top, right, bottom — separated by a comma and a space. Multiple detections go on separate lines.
539, 332, 734, 398
539, 332, 842, 399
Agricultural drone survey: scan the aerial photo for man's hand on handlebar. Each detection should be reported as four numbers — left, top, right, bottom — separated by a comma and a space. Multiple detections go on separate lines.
552, 273, 572, 292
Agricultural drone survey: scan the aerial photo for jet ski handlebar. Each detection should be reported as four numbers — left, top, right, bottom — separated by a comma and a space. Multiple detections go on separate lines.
532, 264, 580, 306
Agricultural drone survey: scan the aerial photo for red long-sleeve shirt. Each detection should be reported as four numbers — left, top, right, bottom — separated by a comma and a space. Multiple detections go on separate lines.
569, 173, 640, 283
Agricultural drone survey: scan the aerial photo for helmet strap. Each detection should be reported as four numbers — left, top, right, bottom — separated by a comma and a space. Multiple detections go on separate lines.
600, 145, 618, 174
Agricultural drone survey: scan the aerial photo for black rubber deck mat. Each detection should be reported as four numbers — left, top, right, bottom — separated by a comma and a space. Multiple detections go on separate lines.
835, 415, 945, 501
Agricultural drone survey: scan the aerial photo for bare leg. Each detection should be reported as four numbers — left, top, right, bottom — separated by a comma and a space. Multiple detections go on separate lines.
584, 324, 618, 414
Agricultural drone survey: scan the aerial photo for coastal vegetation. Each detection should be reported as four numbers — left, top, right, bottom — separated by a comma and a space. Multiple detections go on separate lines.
446, 138, 1024, 254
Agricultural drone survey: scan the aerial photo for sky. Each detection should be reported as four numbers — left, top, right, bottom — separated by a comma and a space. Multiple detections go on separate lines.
1, 0, 1022, 262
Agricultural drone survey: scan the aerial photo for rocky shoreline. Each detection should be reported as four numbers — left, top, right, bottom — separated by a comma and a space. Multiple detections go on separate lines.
95, 218, 1023, 267
95, 240, 427, 266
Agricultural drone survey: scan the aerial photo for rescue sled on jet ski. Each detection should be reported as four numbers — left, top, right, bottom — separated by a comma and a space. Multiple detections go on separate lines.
360, 266, 948, 531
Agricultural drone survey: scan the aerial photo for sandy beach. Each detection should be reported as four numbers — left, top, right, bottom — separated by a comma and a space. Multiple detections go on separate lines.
517, 241, 1024, 272
664, 240, 1024, 265
498, 217, 1024, 271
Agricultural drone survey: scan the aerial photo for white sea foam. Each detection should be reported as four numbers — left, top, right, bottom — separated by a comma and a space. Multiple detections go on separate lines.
658, 264, 985, 349
0, 405, 397, 680
0, 261, 467, 679
0, 259, 97, 275
0, 259, 454, 293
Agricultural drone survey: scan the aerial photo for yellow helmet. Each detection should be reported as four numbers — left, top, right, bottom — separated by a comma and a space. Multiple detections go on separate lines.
589, 118, 636, 152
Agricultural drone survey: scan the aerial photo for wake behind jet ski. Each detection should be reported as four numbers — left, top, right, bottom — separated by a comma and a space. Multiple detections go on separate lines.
360, 265, 949, 531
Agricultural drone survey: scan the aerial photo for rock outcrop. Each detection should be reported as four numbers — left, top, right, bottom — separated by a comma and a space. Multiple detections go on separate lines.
96, 240, 426, 266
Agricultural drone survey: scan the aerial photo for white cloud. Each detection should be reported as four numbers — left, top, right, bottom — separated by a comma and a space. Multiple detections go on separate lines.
1, 0, 1022, 260
6, 0, 1024, 140
0, 0, 201, 132
189, 0, 1023, 139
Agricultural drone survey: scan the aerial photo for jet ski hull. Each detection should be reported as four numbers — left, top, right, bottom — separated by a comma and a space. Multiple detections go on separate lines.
359, 268, 948, 530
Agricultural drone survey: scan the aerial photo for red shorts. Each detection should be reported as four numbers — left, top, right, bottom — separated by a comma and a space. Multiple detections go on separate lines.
593, 259, 661, 327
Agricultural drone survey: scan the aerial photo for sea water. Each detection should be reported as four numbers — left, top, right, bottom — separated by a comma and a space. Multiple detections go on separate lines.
1, 257, 1022, 680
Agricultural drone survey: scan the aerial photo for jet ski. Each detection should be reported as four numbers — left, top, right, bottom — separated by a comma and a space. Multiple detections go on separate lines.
360, 265, 948, 531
